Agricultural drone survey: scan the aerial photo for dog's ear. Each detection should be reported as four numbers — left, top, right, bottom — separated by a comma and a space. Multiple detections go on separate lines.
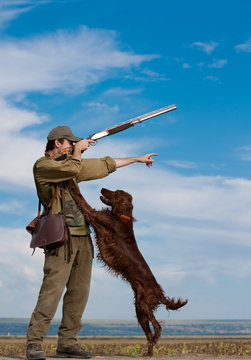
112, 193, 133, 217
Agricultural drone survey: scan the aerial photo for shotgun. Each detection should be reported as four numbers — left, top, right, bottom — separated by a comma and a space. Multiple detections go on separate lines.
87, 104, 177, 141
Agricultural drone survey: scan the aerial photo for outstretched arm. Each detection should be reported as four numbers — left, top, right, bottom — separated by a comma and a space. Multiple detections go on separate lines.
114, 153, 158, 168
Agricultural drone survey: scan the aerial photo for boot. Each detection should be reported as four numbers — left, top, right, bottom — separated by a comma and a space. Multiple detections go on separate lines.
26, 343, 46, 360
56, 343, 92, 358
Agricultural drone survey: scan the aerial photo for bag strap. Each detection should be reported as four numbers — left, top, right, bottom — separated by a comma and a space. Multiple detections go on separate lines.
60, 184, 66, 217
37, 200, 42, 218
37, 183, 65, 217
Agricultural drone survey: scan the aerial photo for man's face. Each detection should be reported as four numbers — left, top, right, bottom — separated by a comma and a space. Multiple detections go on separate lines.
56, 138, 74, 154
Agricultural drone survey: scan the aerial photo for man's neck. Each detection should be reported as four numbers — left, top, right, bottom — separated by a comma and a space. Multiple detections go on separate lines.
47, 149, 59, 159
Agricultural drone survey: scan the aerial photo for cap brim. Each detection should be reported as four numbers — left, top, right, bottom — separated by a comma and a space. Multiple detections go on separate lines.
65, 135, 83, 142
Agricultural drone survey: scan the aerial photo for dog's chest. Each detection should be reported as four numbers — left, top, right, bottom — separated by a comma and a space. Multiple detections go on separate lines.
93, 219, 134, 243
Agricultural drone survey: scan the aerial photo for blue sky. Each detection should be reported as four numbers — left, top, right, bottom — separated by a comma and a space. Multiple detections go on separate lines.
0, 0, 251, 321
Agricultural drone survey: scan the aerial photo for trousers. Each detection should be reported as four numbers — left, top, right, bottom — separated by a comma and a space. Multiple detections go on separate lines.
27, 235, 93, 347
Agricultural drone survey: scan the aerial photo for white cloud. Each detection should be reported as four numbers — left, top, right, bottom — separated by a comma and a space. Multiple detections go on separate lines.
0, 200, 24, 214
174, 58, 192, 69
125, 66, 168, 82
103, 87, 143, 96
0, 0, 50, 26
182, 63, 192, 69
87, 102, 120, 114
166, 160, 197, 169
0, 226, 45, 316
0, 98, 44, 134
0, 98, 45, 188
140, 68, 168, 81
235, 37, 251, 52
0, 26, 155, 96
192, 41, 218, 54
156, 263, 187, 285
238, 145, 251, 161
197, 62, 205, 68
0, 227, 42, 280
208, 59, 228, 68
204, 75, 219, 82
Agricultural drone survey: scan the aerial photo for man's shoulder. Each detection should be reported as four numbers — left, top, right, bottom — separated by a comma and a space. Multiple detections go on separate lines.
34, 155, 48, 163
33, 155, 51, 169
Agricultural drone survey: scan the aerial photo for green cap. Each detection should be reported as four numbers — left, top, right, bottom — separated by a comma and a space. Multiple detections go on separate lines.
47, 126, 83, 142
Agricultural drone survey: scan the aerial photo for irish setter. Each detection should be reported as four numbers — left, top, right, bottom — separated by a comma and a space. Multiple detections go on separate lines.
67, 180, 188, 356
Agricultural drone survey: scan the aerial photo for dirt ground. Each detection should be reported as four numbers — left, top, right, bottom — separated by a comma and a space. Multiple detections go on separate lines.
1, 337, 250, 344
1, 337, 251, 360
1, 355, 251, 360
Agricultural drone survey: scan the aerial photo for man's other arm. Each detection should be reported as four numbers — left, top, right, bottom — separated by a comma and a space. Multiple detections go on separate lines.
114, 153, 158, 168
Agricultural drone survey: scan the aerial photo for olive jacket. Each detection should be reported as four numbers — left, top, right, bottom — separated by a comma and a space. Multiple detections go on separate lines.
33, 154, 116, 235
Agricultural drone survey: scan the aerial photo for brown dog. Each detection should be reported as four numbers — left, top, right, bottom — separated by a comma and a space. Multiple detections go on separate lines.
67, 180, 188, 356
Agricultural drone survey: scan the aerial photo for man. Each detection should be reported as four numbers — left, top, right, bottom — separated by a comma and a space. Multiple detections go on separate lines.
26, 125, 157, 360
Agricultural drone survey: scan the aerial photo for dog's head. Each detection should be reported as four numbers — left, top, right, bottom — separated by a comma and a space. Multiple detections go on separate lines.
100, 188, 133, 217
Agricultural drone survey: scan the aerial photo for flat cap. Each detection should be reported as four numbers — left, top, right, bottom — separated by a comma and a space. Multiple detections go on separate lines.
47, 126, 83, 142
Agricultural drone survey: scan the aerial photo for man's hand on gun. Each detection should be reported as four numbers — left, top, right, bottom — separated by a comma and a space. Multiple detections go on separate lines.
76, 139, 95, 152
73, 139, 95, 159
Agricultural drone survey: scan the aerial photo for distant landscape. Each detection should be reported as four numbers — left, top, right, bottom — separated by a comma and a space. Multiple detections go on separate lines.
0, 318, 251, 337
1, 319, 251, 357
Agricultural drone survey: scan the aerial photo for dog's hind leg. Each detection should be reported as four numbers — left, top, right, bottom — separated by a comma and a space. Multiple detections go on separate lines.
135, 303, 154, 356
146, 309, 162, 345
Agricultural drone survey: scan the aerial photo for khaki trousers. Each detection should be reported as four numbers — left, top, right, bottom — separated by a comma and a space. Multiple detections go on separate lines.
27, 235, 93, 347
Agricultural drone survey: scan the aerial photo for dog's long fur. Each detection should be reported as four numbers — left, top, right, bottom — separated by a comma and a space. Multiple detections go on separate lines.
67, 180, 187, 356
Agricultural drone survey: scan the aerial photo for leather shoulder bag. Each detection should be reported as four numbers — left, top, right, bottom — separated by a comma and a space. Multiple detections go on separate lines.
27, 184, 69, 252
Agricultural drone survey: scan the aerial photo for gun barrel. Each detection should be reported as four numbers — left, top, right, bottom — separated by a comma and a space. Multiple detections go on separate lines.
131, 104, 177, 124
88, 104, 177, 140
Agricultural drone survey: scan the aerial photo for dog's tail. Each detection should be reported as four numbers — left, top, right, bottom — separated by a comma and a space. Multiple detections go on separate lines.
163, 296, 188, 311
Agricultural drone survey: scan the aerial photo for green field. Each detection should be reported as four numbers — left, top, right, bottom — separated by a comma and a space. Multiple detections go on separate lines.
1, 337, 251, 357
